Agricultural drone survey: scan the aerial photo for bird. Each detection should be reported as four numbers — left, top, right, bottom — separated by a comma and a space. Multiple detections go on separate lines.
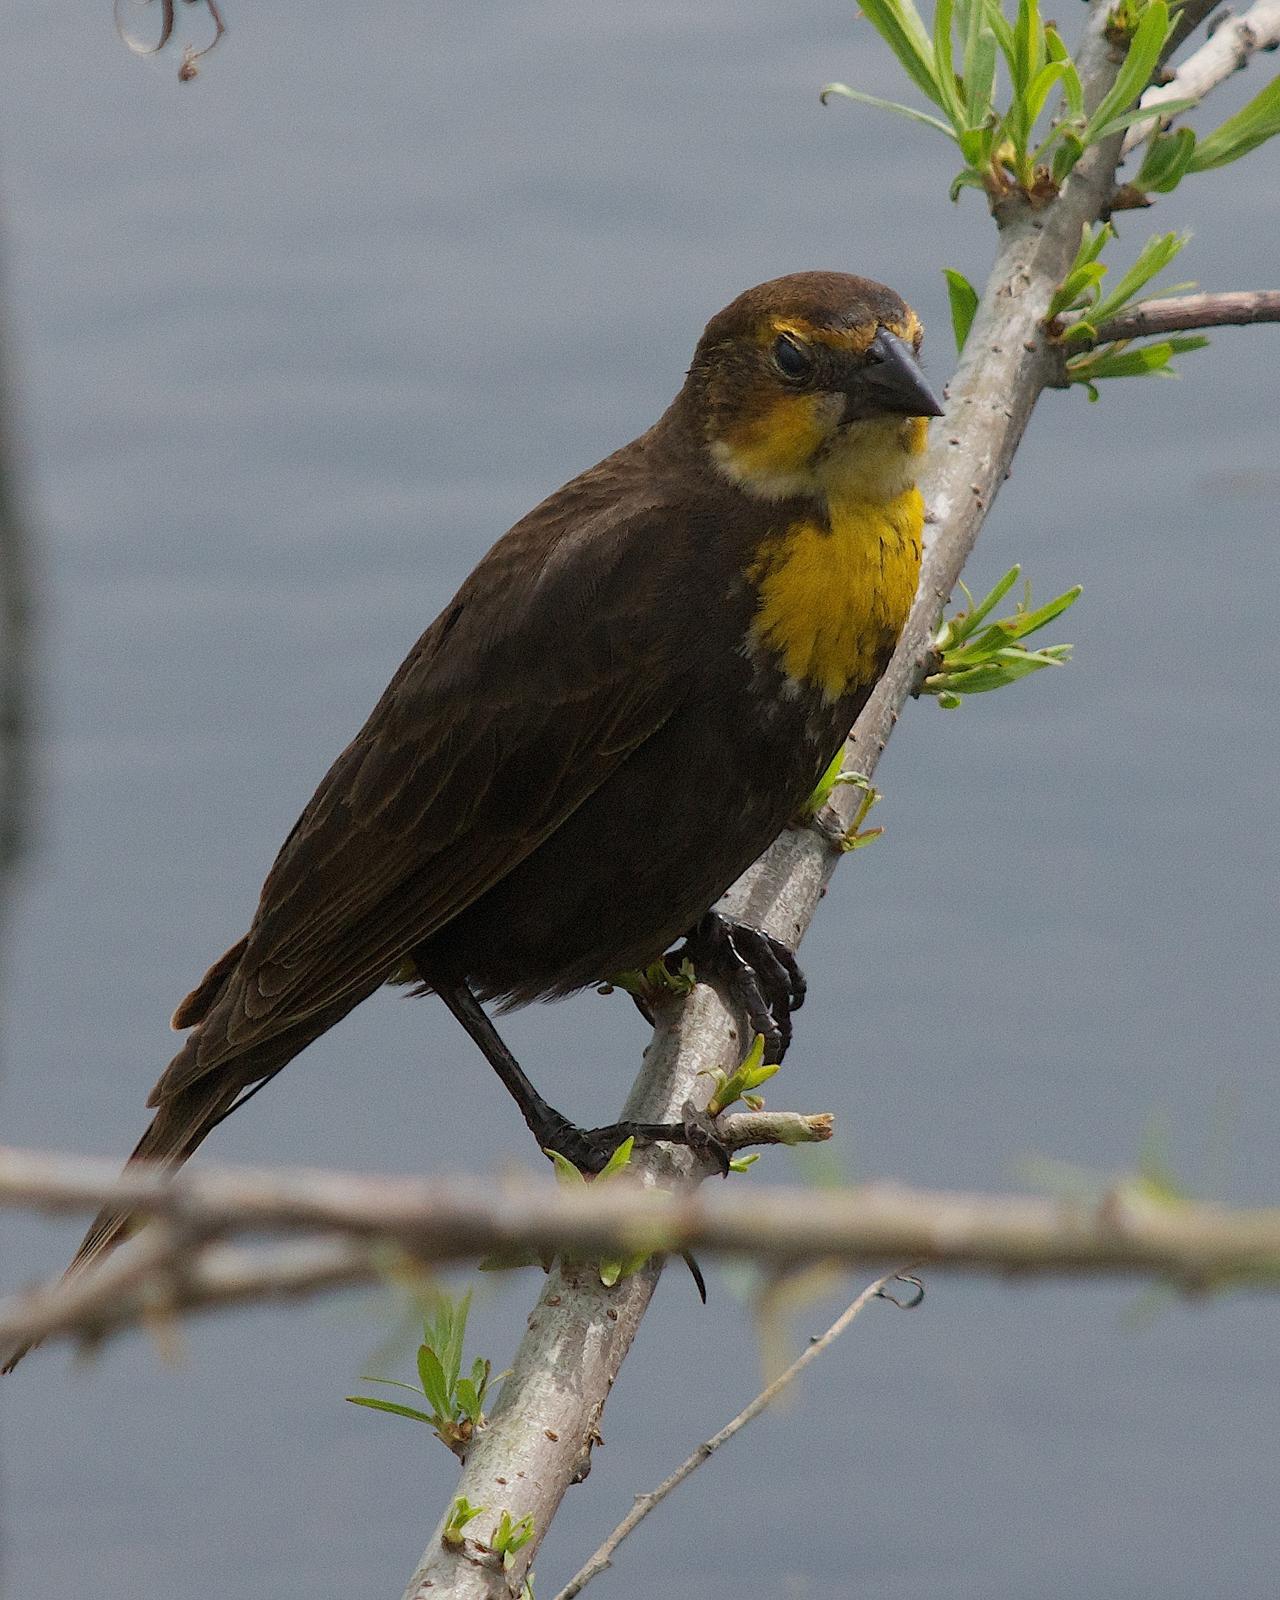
3, 270, 942, 1370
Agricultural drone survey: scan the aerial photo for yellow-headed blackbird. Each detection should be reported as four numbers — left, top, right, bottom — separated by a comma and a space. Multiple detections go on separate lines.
4, 272, 942, 1364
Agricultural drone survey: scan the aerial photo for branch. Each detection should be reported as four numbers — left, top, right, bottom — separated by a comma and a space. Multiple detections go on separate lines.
1122, 0, 1280, 154
0, 1233, 377, 1356
550, 1270, 911, 1600
399, 6, 1212, 1592
1087, 288, 1280, 342
8, 1148, 1280, 1358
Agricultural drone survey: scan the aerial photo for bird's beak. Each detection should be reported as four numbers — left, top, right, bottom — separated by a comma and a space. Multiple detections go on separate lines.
860, 328, 946, 418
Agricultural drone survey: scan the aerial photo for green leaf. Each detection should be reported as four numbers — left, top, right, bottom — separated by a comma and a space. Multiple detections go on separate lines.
1011, 0, 1043, 100
931, 0, 966, 130
802, 747, 846, 815
1187, 74, 1280, 171
855, 0, 944, 106
934, 565, 1021, 650
354, 1375, 433, 1395
1050, 129, 1085, 184
598, 1135, 636, 1178
820, 83, 958, 140
1135, 124, 1197, 192
1088, 230, 1189, 325
984, 1, 1016, 83
1081, 1, 1172, 147
1086, 94, 1198, 144
345, 1396, 438, 1426
546, 1148, 588, 1184
443, 1290, 471, 1394
1077, 220, 1114, 267
705, 1032, 778, 1114
1023, 59, 1069, 125
932, 652, 1067, 695
956, 124, 993, 168
948, 167, 988, 202
943, 267, 980, 353
1043, 25, 1083, 118
454, 1378, 479, 1420
961, 0, 997, 127
417, 1344, 452, 1421
944, 598, 1082, 663
1072, 335, 1208, 382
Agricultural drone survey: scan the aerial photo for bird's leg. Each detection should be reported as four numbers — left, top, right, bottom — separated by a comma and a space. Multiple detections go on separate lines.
430, 974, 729, 1175
672, 910, 806, 1063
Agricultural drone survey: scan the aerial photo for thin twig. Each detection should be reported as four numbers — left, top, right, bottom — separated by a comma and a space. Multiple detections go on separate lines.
551, 1270, 913, 1600
114, 0, 227, 78
1122, 0, 1280, 153
1088, 288, 1280, 342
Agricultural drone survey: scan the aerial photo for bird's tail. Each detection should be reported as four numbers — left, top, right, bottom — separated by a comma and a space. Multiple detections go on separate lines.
71, 1078, 247, 1275
0, 1070, 246, 1374
3, 939, 385, 1374
3, 934, 259, 1374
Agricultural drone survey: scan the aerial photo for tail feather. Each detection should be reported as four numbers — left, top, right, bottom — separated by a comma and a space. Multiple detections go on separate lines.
171, 935, 249, 1030
3, 967, 386, 1374
1, 1075, 244, 1374
66, 1079, 246, 1275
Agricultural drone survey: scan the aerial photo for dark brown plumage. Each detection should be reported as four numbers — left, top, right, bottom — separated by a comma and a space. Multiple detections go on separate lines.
5, 272, 943, 1366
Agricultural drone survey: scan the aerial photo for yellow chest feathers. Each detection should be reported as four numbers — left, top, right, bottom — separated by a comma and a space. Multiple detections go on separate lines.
746, 486, 923, 701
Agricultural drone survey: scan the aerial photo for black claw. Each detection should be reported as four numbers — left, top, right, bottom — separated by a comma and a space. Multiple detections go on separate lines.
681, 1250, 709, 1303
677, 911, 806, 1063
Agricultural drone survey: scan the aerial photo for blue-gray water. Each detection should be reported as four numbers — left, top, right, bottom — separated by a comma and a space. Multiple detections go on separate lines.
2, 3, 1278, 1596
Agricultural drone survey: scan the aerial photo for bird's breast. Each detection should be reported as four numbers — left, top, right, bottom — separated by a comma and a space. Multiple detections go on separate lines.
743, 486, 924, 701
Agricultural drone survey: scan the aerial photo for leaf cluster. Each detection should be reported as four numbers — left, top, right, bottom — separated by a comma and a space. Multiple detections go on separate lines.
703, 1033, 779, 1117
347, 1290, 499, 1457
822, 0, 1191, 206
441, 1498, 536, 1593
1046, 223, 1208, 396
603, 955, 696, 1004
489, 1509, 536, 1572
925, 565, 1080, 707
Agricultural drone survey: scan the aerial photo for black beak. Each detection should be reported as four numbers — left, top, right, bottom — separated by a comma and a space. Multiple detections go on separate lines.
860, 328, 946, 418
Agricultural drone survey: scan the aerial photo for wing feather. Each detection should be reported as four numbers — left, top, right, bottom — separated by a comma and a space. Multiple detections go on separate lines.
156, 484, 693, 1101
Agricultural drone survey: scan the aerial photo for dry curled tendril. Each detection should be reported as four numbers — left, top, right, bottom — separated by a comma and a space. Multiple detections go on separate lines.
114, 0, 226, 80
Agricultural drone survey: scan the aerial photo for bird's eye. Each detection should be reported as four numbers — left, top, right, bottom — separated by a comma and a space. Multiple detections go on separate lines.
772, 333, 814, 382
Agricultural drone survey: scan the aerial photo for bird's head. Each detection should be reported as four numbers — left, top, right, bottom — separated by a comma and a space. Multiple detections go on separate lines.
686, 271, 945, 503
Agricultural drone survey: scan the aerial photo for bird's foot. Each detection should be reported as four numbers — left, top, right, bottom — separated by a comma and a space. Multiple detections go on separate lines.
672, 910, 806, 1062
533, 1099, 730, 1177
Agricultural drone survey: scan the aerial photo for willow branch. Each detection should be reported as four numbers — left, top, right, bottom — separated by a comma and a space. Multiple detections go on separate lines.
0, 1232, 377, 1356
1086, 288, 1280, 342
550, 1271, 907, 1600
1122, 0, 1280, 154
399, 7, 1202, 1594
6, 1155, 1280, 1360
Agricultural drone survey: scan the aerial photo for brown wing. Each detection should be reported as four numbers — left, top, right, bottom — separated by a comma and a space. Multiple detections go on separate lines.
154, 478, 695, 1101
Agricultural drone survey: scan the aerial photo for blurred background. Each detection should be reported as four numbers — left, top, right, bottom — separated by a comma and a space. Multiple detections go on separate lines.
2, 2, 1278, 1596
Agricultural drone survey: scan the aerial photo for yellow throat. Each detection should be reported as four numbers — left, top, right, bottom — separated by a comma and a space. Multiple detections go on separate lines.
741, 413, 928, 701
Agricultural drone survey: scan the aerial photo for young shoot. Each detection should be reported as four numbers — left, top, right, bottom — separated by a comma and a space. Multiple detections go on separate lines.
347, 1290, 500, 1458
924, 565, 1081, 707
821, 0, 1194, 208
